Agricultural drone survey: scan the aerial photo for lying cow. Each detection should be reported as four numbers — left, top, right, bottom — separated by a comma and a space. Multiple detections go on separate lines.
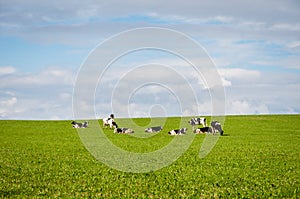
188, 117, 207, 130
168, 128, 188, 135
103, 114, 117, 129
211, 121, 224, 135
145, 126, 163, 133
193, 127, 212, 134
71, 121, 88, 128
114, 127, 134, 134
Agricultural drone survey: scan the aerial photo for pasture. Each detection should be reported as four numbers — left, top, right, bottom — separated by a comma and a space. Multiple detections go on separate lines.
0, 115, 299, 198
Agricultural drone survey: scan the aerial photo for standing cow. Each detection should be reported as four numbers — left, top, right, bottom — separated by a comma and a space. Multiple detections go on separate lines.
210, 121, 224, 135
188, 117, 207, 130
102, 114, 117, 129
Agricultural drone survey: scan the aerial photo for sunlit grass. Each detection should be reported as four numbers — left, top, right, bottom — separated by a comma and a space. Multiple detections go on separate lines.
0, 115, 299, 198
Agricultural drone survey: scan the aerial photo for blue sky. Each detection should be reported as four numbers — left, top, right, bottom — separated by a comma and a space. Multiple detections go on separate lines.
0, 0, 300, 119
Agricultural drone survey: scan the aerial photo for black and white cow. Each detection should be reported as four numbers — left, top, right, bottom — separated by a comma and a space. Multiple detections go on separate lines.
103, 114, 117, 129
145, 126, 163, 133
188, 117, 207, 130
210, 121, 224, 135
114, 127, 134, 134
168, 128, 188, 135
193, 127, 212, 134
71, 121, 88, 128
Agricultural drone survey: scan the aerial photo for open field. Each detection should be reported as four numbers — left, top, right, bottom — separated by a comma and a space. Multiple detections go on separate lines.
0, 115, 299, 198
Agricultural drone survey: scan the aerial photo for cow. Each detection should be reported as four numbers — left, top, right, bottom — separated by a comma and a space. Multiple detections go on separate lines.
71, 121, 88, 128
210, 121, 224, 135
122, 128, 134, 134
193, 127, 212, 134
168, 128, 188, 135
114, 127, 134, 134
188, 117, 207, 130
145, 126, 163, 133
114, 127, 123, 134
103, 114, 117, 129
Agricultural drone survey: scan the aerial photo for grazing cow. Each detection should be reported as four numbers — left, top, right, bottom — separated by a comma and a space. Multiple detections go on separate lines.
71, 121, 88, 128
114, 127, 134, 134
188, 117, 207, 130
103, 114, 117, 129
168, 128, 188, 135
210, 121, 224, 135
145, 126, 163, 133
193, 127, 212, 134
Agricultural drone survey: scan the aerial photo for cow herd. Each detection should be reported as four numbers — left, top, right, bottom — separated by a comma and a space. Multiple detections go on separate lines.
71, 114, 224, 136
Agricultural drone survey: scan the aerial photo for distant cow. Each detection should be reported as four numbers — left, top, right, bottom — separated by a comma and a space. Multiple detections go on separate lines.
188, 117, 207, 130
114, 127, 134, 134
168, 128, 188, 135
71, 121, 88, 128
103, 114, 117, 129
211, 121, 224, 135
145, 126, 163, 133
193, 127, 212, 134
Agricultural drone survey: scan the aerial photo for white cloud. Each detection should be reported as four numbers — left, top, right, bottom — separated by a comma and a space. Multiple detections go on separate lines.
0, 96, 18, 118
270, 23, 300, 32
0, 66, 75, 88
0, 94, 75, 120
223, 70, 300, 115
0, 96, 17, 107
217, 68, 261, 87
282, 58, 300, 70
59, 92, 72, 101
287, 107, 298, 114
2, 0, 299, 26
221, 77, 232, 87
1, 0, 299, 47
227, 100, 269, 115
287, 41, 300, 49
1, 63, 300, 119
0, 66, 16, 75
0, 66, 76, 119
219, 68, 261, 80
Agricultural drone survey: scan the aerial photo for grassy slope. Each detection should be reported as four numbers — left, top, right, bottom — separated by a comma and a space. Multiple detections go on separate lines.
0, 115, 299, 198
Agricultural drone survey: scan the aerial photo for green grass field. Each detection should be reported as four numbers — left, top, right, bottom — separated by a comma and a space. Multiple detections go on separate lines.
0, 115, 299, 198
